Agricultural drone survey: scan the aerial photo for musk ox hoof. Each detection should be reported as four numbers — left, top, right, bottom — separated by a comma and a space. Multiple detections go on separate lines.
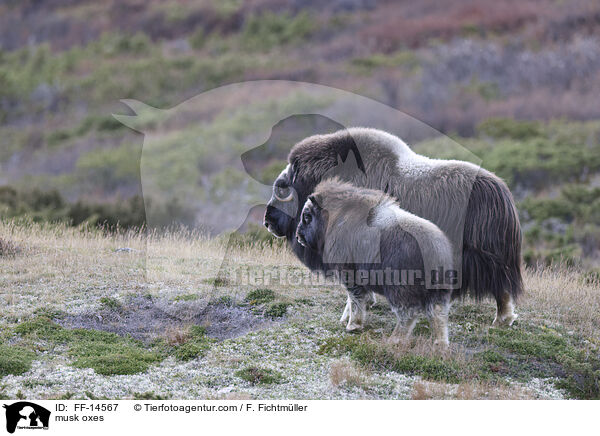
346, 322, 364, 332
492, 312, 518, 327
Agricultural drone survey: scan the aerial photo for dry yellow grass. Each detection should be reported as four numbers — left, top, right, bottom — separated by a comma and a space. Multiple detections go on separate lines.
0, 221, 147, 320
1, 219, 598, 400
3, 219, 598, 331
2, 218, 598, 337
0, 220, 302, 319
522, 266, 600, 340
411, 380, 538, 400
162, 325, 192, 346
330, 359, 367, 389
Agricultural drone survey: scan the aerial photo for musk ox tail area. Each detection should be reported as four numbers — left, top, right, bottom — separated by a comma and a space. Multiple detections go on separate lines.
459, 174, 524, 302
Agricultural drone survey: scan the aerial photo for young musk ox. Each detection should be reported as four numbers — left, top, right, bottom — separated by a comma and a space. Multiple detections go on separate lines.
264, 127, 523, 327
296, 178, 454, 345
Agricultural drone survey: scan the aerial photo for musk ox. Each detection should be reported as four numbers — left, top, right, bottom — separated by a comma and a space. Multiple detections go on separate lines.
264, 127, 523, 326
296, 178, 453, 345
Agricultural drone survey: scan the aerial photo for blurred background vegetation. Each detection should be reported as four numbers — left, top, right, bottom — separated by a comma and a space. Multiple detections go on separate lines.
1, 0, 600, 271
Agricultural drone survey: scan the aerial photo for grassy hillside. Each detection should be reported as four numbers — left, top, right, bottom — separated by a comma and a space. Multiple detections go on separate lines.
1, 1, 600, 270
0, 221, 599, 400
1, 1, 600, 400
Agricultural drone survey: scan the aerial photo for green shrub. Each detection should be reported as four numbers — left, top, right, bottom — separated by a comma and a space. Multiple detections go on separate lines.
318, 335, 461, 383
94, 32, 151, 56
242, 12, 315, 51
202, 277, 230, 287
520, 197, 573, 222
265, 302, 291, 318
350, 51, 419, 74
244, 289, 276, 305
477, 118, 542, 140
67, 195, 146, 229
0, 345, 36, 377
75, 144, 140, 191
15, 317, 163, 375
0, 185, 147, 230
173, 325, 213, 361
556, 354, 600, 400
133, 392, 169, 400
173, 342, 210, 361
260, 160, 287, 184
189, 28, 206, 50
216, 295, 235, 307
173, 294, 200, 302
99, 297, 123, 311
71, 341, 160, 375
487, 327, 573, 361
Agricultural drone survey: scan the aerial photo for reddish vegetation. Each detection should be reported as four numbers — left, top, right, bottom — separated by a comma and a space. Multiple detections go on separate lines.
0, 0, 600, 135
362, 0, 541, 51
3, 0, 600, 52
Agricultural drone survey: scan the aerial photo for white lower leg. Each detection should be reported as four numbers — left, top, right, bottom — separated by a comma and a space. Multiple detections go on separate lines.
340, 296, 351, 324
431, 310, 449, 347
346, 295, 367, 332
492, 293, 518, 326
368, 292, 377, 307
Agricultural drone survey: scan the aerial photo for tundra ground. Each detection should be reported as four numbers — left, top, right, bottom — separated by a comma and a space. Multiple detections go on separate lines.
1, 221, 599, 400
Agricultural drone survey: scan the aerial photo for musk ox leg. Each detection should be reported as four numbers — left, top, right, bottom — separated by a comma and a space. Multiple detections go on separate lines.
341, 291, 376, 324
340, 295, 351, 324
388, 308, 419, 345
492, 291, 518, 326
429, 303, 450, 348
368, 291, 377, 307
346, 287, 369, 332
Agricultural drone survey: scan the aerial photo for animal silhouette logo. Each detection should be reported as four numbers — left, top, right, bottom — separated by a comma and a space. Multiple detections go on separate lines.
3, 402, 50, 433
112, 80, 481, 293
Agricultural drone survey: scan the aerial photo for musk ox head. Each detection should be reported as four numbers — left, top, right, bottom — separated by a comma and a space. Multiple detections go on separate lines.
295, 194, 327, 252
264, 130, 366, 242
295, 179, 383, 266
263, 163, 303, 238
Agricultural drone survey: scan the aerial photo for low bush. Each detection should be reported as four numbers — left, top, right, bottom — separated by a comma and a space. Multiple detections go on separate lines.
242, 11, 315, 51
234, 366, 283, 385
15, 317, 163, 376
244, 289, 276, 306
0, 345, 36, 377
265, 302, 291, 318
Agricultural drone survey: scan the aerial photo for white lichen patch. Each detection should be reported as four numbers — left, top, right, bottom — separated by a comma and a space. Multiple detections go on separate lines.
1, 223, 597, 400
1, 322, 418, 400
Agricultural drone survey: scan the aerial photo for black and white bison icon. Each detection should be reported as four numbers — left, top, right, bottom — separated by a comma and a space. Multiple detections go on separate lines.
296, 178, 454, 345
3, 402, 51, 434
265, 127, 523, 327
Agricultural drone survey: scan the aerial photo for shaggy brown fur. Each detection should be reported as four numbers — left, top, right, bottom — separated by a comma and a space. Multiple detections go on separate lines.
296, 178, 453, 344
266, 127, 522, 325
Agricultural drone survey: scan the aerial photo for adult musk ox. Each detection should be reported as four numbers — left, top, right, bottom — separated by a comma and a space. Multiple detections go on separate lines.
296, 178, 454, 345
264, 127, 523, 326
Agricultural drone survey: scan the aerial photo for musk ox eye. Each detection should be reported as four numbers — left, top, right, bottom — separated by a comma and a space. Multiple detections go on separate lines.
302, 211, 312, 225
274, 185, 293, 202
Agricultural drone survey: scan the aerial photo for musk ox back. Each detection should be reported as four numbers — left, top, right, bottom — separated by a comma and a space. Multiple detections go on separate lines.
296, 179, 453, 345
264, 127, 523, 326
